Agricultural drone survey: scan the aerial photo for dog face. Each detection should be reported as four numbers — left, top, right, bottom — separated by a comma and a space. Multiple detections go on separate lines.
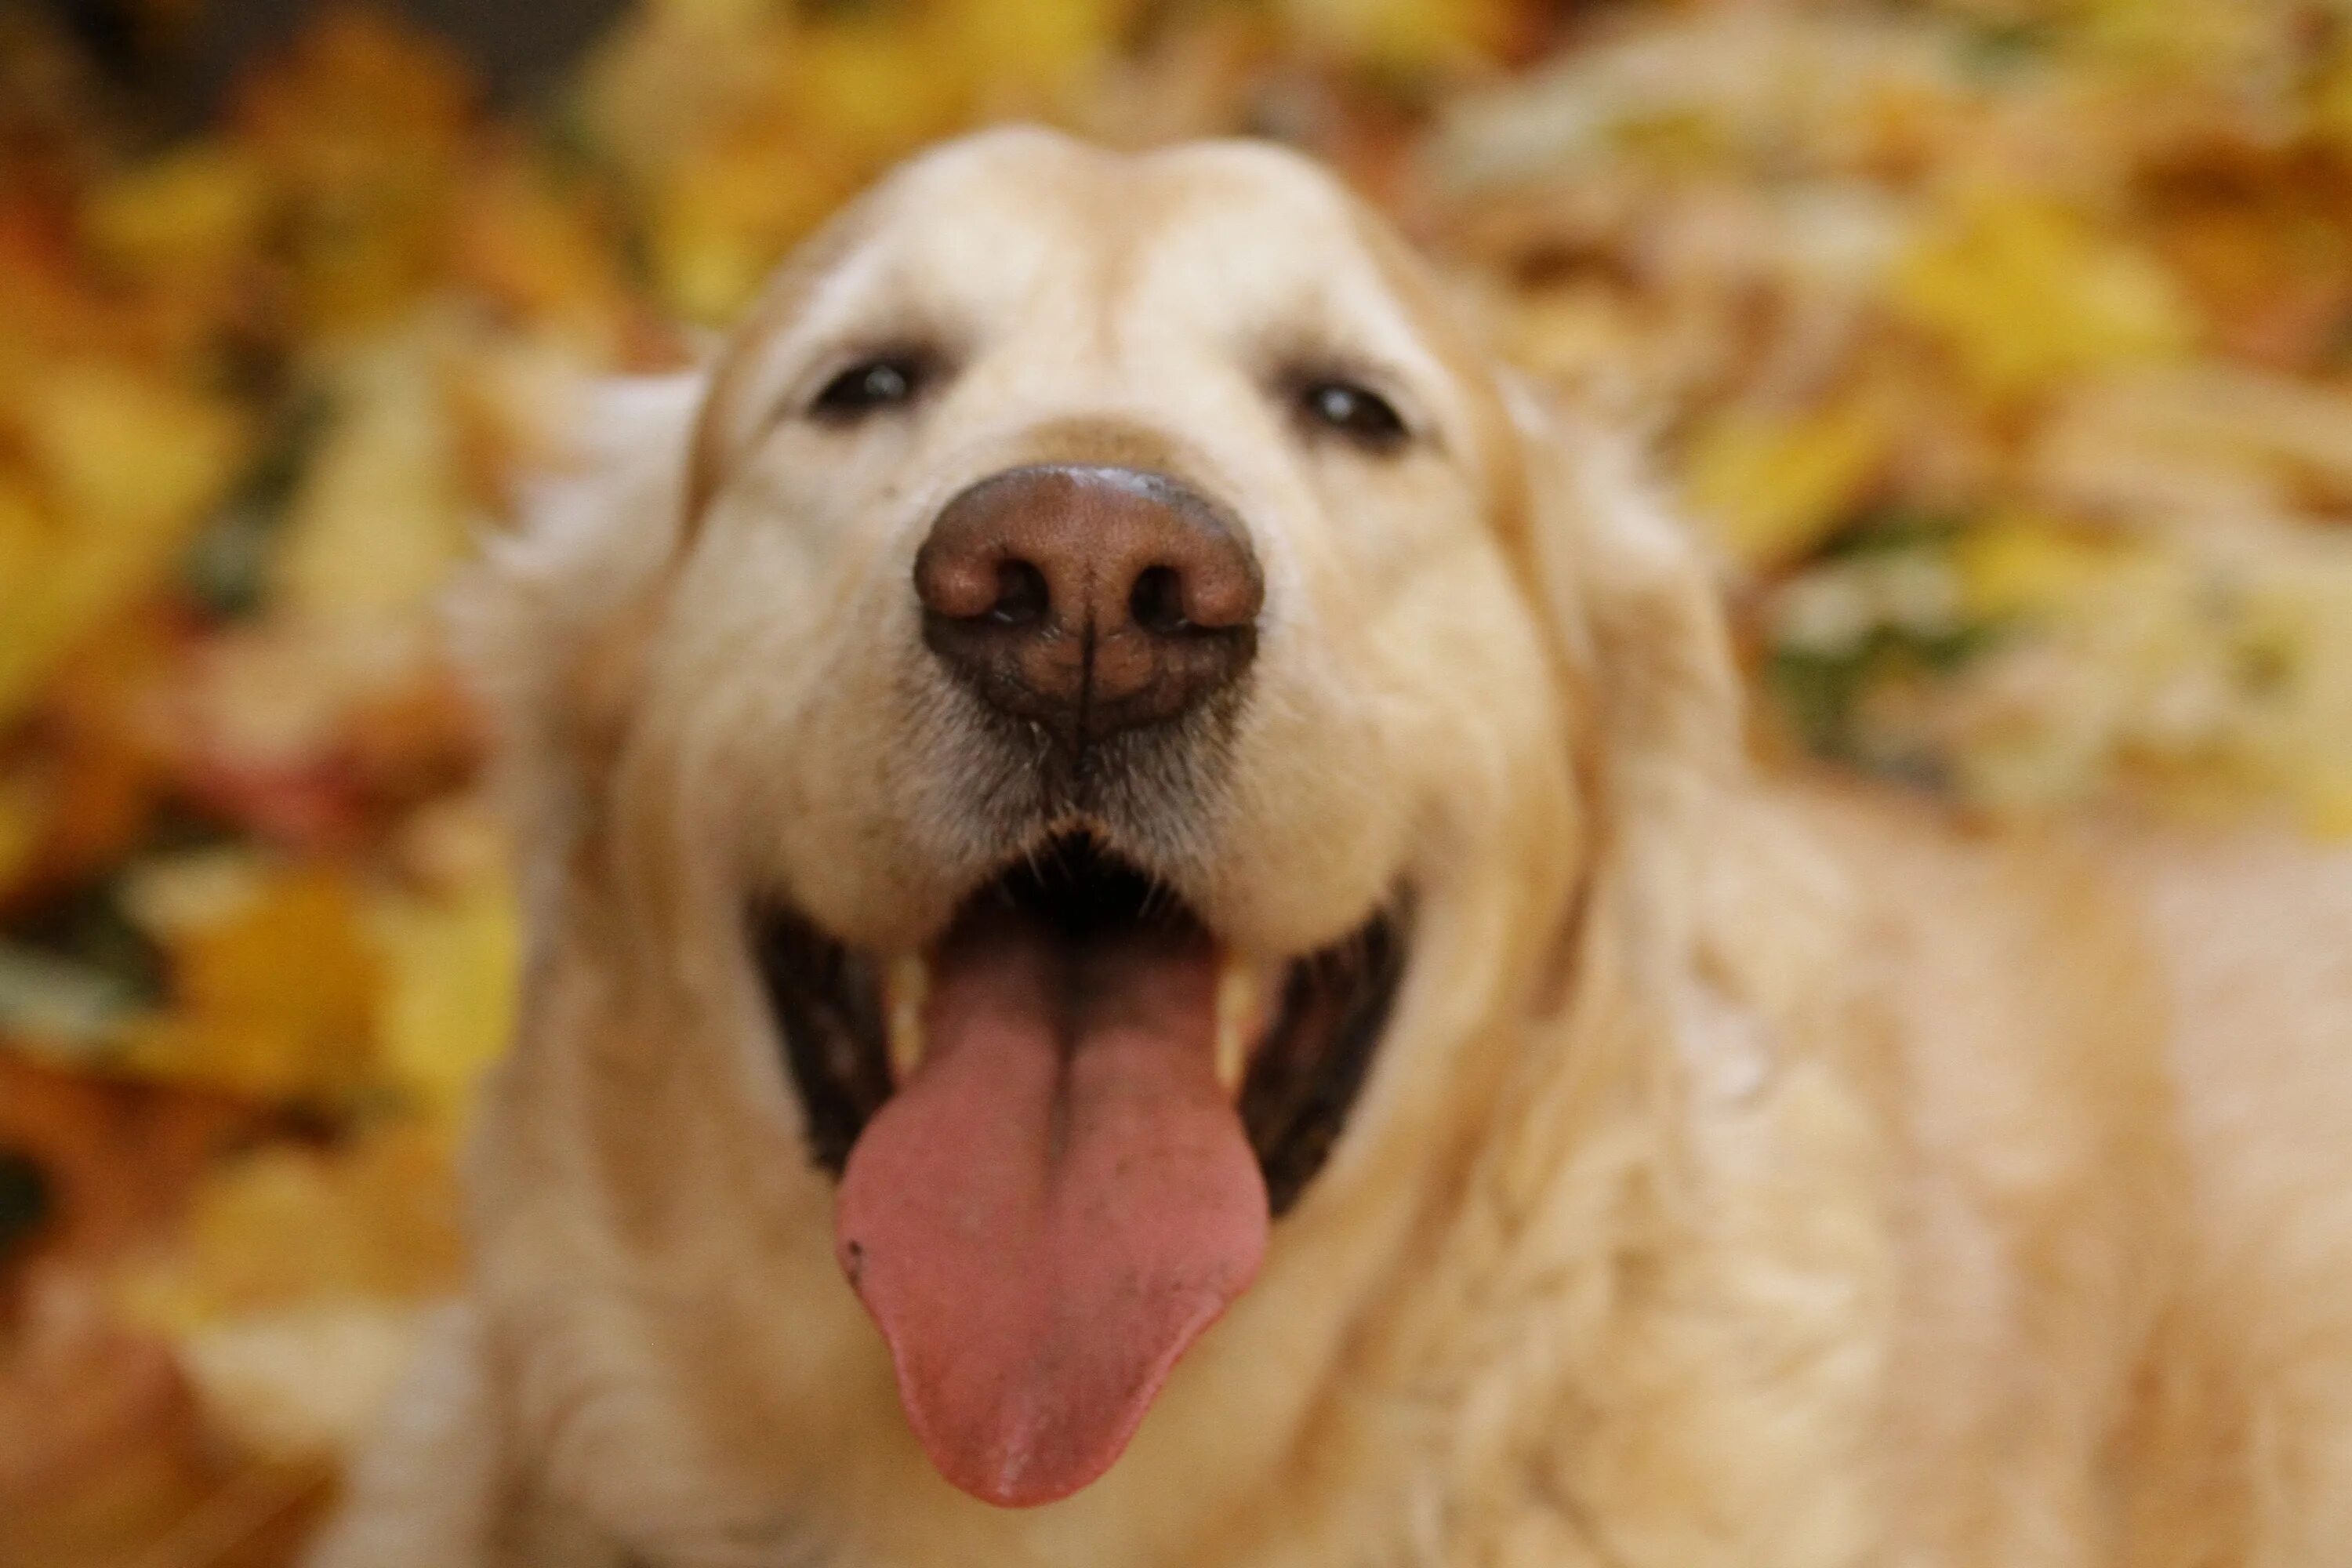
665, 129, 1571, 954
507, 129, 1620, 1519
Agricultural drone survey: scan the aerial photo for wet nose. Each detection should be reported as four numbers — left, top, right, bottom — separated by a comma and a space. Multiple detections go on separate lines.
913, 465, 1263, 743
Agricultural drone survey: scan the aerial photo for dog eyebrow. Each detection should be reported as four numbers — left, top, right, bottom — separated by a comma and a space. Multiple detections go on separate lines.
682, 193, 902, 536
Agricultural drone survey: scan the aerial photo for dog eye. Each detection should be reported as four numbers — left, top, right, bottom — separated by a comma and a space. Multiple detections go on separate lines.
1297, 379, 1408, 452
811, 355, 927, 421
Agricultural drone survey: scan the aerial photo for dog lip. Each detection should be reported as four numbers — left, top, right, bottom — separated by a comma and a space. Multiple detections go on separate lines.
747, 834, 1409, 1216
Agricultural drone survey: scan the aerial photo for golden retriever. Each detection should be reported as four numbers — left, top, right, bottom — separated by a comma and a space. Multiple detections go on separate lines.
307, 128, 2352, 1568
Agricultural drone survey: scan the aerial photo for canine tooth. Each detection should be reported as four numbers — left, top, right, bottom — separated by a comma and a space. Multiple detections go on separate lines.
1214, 953, 1263, 1097
885, 955, 930, 1084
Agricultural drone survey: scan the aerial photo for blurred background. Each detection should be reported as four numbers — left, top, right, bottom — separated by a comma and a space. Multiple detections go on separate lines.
4, 0, 2350, 1560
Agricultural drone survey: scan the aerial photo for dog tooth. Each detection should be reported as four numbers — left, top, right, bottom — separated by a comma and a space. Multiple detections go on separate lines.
884, 954, 930, 1084
1214, 953, 1262, 1098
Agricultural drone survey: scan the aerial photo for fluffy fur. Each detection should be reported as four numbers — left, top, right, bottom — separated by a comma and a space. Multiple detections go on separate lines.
307, 129, 2352, 1568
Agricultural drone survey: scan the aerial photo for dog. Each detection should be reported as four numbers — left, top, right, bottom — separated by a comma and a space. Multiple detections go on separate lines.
307, 128, 2352, 1567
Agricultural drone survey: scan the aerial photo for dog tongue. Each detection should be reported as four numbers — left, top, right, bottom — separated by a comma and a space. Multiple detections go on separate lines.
835, 917, 1269, 1508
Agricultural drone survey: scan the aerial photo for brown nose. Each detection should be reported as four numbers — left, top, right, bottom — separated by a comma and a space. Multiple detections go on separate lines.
913, 465, 1263, 744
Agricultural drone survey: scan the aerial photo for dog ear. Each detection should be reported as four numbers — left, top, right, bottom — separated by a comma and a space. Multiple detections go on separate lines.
1499, 380, 1799, 1105
449, 372, 706, 910
1501, 378, 1741, 841
454, 175, 893, 949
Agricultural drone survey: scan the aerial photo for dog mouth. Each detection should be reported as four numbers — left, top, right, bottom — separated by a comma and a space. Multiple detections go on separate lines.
750, 833, 1405, 1508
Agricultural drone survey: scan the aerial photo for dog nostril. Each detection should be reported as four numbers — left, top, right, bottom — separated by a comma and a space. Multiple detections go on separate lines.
1129, 565, 1188, 635
991, 561, 1050, 626
919, 465, 1262, 743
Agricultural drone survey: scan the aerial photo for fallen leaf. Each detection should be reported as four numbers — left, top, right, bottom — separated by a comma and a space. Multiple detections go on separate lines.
1682, 394, 1890, 569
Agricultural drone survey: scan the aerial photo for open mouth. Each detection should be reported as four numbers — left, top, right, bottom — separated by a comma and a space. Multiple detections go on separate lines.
750, 833, 1405, 1507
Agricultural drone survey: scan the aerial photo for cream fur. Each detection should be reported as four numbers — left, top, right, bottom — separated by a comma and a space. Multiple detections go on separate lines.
307, 129, 2352, 1568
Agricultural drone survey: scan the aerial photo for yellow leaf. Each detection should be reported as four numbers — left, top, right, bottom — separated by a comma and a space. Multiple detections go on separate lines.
2298, 771, 2352, 841
1681, 395, 1889, 570
274, 338, 473, 622
369, 866, 519, 1131
2226, 561, 2352, 840
939, 0, 1130, 98
651, 145, 846, 323
81, 146, 270, 282
1889, 193, 2194, 399
21, 365, 249, 536
793, 16, 973, 161
122, 864, 379, 1101
113, 1122, 463, 1332
0, 368, 250, 723
2078, 0, 2273, 81
1951, 511, 2130, 621
112, 1156, 444, 1459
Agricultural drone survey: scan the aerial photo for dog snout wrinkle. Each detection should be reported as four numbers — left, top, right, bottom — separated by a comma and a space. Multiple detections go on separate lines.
914, 464, 1262, 745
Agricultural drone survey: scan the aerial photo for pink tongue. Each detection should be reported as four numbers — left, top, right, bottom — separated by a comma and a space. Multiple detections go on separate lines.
835, 919, 1268, 1508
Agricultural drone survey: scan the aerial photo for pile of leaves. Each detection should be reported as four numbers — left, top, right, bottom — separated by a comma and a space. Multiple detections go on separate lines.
2, 0, 2347, 1561
1429, 0, 2352, 822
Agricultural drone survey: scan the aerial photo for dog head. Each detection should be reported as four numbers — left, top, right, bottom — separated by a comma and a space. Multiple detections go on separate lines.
473, 127, 1737, 1521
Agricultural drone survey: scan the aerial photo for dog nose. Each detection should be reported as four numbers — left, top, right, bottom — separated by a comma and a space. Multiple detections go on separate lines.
914, 465, 1263, 742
